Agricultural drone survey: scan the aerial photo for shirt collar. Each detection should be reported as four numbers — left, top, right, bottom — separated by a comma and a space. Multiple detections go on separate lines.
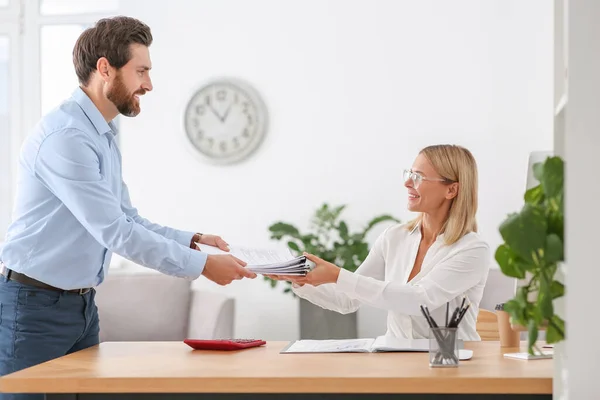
72, 87, 119, 136
409, 221, 421, 235
410, 219, 445, 241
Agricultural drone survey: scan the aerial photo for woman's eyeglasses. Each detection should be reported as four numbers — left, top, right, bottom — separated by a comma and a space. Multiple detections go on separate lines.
403, 169, 455, 189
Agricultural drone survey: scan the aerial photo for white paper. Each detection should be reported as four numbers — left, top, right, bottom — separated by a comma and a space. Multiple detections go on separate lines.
196, 244, 314, 275
196, 244, 294, 266
284, 339, 375, 353
370, 335, 430, 352
504, 350, 553, 360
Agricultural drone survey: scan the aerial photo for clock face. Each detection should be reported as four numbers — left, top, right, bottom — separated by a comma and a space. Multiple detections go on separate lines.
183, 79, 268, 165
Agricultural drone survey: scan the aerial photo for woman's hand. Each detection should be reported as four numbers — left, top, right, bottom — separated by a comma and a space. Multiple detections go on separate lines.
265, 252, 341, 287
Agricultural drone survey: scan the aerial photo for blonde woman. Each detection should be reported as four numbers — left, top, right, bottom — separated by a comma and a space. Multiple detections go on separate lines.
269, 145, 490, 340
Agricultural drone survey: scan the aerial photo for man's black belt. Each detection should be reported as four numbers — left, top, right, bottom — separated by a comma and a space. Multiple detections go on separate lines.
0, 261, 92, 295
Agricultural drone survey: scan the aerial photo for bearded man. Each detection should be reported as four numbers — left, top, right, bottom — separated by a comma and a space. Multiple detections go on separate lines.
0, 17, 255, 399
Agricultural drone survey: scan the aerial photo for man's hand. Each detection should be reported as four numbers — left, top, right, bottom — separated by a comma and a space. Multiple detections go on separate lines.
202, 254, 257, 286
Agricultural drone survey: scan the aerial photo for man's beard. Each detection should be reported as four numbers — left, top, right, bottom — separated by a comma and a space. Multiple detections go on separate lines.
106, 73, 144, 117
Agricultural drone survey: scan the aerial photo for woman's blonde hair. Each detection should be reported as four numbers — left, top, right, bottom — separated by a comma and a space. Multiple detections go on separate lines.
406, 144, 478, 245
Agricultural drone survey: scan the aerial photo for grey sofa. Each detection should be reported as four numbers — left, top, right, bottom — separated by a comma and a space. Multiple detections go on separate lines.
94, 269, 235, 342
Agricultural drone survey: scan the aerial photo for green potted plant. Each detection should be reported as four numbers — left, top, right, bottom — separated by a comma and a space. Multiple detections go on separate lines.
495, 156, 565, 355
267, 203, 400, 339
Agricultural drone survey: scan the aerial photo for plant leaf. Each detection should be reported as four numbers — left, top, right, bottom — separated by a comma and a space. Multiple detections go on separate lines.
550, 280, 565, 299
532, 161, 544, 182
537, 272, 554, 319
527, 319, 539, 355
350, 233, 364, 243
544, 234, 563, 264
300, 234, 317, 249
338, 221, 349, 241
495, 244, 525, 279
546, 315, 565, 343
354, 242, 369, 263
531, 301, 544, 325
333, 204, 346, 217
547, 209, 564, 242
287, 241, 301, 253
268, 222, 300, 240
524, 185, 544, 205
498, 204, 547, 263
503, 298, 525, 326
541, 156, 564, 200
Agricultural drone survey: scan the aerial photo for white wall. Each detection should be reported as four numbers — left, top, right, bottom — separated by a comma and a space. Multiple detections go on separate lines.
565, 0, 600, 397
117, 0, 553, 340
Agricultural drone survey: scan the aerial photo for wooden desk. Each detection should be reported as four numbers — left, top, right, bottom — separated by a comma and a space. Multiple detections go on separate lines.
0, 341, 552, 400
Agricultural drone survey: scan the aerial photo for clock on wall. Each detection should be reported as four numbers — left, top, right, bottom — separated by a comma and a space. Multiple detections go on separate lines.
183, 78, 268, 165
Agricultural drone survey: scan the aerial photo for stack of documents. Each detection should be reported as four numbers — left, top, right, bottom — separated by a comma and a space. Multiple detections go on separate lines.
196, 244, 316, 276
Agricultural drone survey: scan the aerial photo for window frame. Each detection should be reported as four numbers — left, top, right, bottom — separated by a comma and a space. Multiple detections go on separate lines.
0, 0, 19, 19
0, 0, 119, 238
0, 18, 21, 241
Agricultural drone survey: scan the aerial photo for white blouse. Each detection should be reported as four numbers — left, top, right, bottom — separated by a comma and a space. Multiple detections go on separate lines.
292, 222, 491, 340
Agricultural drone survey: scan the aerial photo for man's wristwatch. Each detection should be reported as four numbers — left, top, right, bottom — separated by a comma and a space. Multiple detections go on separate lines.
190, 233, 203, 249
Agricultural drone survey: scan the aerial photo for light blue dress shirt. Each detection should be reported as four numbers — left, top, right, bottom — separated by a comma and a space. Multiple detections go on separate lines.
0, 87, 207, 290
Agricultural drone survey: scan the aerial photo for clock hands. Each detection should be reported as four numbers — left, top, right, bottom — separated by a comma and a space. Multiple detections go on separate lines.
208, 104, 222, 120
219, 104, 233, 123
207, 102, 233, 123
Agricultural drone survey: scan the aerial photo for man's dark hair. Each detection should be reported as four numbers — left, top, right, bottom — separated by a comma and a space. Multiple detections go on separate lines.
73, 16, 153, 86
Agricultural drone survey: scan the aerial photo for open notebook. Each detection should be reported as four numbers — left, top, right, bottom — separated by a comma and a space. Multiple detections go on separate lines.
196, 244, 316, 276
281, 336, 464, 353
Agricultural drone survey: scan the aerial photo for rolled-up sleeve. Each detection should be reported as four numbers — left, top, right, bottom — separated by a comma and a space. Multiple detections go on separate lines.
34, 129, 206, 279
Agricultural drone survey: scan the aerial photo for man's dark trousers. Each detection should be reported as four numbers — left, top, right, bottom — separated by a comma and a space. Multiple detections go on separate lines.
0, 275, 99, 400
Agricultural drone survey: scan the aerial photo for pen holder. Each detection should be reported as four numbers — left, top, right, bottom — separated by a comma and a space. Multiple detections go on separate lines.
429, 327, 459, 368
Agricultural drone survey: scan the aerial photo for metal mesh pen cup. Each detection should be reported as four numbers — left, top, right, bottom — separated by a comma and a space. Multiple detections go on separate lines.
429, 327, 459, 367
